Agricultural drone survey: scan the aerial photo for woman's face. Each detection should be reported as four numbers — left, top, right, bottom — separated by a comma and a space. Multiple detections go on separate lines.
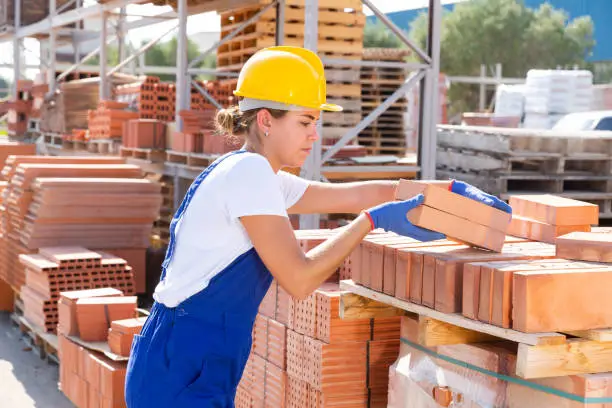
268, 110, 321, 168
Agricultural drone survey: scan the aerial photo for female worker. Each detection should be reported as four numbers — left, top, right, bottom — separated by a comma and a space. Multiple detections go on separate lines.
124, 46, 511, 407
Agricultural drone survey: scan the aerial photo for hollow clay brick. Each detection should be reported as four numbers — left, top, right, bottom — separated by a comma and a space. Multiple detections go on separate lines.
266, 318, 287, 370
58, 287, 124, 337
253, 314, 269, 359
75, 296, 137, 342
509, 194, 599, 226
286, 330, 305, 380
315, 285, 371, 344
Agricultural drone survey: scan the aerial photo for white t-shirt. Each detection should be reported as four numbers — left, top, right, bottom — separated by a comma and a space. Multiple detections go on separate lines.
153, 152, 310, 307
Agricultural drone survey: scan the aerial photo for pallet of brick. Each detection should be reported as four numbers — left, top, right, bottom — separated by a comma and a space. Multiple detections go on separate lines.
0, 163, 144, 291
121, 118, 166, 150
40, 75, 137, 134
402, 241, 555, 314
115, 76, 161, 119
87, 101, 140, 140
359, 48, 411, 155
58, 335, 127, 408
462, 259, 610, 329
20, 248, 136, 332
21, 178, 158, 292
396, 179, 512, 252
241, 279, 402, 407
1, 155, 126, 181
508, 194, 598, 243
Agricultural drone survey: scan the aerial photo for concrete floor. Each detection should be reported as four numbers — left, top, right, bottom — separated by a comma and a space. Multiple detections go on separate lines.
0, 312, 74, 408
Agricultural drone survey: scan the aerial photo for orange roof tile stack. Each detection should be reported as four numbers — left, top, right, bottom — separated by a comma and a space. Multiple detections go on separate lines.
87, 100, 139, 140
235, 229, 401, 408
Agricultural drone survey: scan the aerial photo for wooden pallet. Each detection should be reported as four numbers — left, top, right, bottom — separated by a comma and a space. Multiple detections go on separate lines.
339, 280, 612, 379
86, 139, 121, 155
165, 150, 189, 165
187, 152, 219, 168
217, 1, 364, 70
9, 302, 59, 365
436, 169, 612, 195
120, 146, 166, 163
43, 133, 63, 147
437, 125, 612, 156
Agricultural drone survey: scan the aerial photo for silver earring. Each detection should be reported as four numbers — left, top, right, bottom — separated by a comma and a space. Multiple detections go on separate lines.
264, 131, 269, 137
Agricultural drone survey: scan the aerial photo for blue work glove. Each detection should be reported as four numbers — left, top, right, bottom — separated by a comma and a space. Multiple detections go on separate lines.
450, 180, 512, 214
364, 194, 446, 242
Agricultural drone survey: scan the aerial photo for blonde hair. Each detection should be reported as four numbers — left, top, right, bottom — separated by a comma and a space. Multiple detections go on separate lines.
214, 105, 288, 139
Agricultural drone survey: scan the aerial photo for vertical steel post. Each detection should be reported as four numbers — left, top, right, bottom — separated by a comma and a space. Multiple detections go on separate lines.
99, 12, 110, 100
12, 0, 21, 100
275, 0, 285, 45
175, 0, 189, 132
118, 7, 127, 71
48, 0, 57, 92
479, 64, 486, 111
418, 0, 441, 180
299, 0, 321, 230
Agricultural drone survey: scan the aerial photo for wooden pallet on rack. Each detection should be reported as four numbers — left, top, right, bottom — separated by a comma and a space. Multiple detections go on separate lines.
359, 48, 411, 155
339, 279, 612, 379
217, 0, 365, 71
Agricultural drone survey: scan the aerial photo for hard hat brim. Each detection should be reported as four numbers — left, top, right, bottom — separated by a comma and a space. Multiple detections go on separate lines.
320, 103, 343, 112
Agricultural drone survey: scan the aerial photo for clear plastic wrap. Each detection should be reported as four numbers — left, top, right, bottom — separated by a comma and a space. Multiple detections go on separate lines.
388, 337, 612, 408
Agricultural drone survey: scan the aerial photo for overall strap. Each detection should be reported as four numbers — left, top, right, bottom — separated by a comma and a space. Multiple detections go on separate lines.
160, 149, 247, 280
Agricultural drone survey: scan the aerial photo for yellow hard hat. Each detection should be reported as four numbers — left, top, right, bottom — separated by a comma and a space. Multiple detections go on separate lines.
233, 46, 343, 112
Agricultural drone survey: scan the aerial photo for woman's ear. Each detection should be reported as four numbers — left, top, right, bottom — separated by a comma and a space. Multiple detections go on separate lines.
256, 109, 273, 134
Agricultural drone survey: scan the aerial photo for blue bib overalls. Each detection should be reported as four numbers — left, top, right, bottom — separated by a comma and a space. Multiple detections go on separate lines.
125, 150, 274, 407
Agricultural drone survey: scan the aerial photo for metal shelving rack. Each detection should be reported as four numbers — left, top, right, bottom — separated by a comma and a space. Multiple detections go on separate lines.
1, 0, 442, 228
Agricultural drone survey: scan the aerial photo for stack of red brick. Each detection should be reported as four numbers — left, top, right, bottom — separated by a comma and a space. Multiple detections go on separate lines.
348, 180, 612, 337
0, 155, 157, 295
57, 287, 145, 408
171, 110, 242, 154
19, 248, 137, 333
170, 80, 239, 155
235, 229, 401, 407
29, 73, 49, 120
7, 80, 33, 137
115, 76, 161, 120
87, 101, 139, 140
122, 119, 167, 150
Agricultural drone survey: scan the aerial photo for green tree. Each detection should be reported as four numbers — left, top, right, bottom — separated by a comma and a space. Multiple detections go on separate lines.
86, 45, 120, 67
409, 0, 595, 114
144, 36, 216, 81
0, 77, 11, 99
363, 20, 404, 48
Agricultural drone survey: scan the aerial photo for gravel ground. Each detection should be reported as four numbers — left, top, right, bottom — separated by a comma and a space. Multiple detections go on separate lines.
0, 312, 74, 408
